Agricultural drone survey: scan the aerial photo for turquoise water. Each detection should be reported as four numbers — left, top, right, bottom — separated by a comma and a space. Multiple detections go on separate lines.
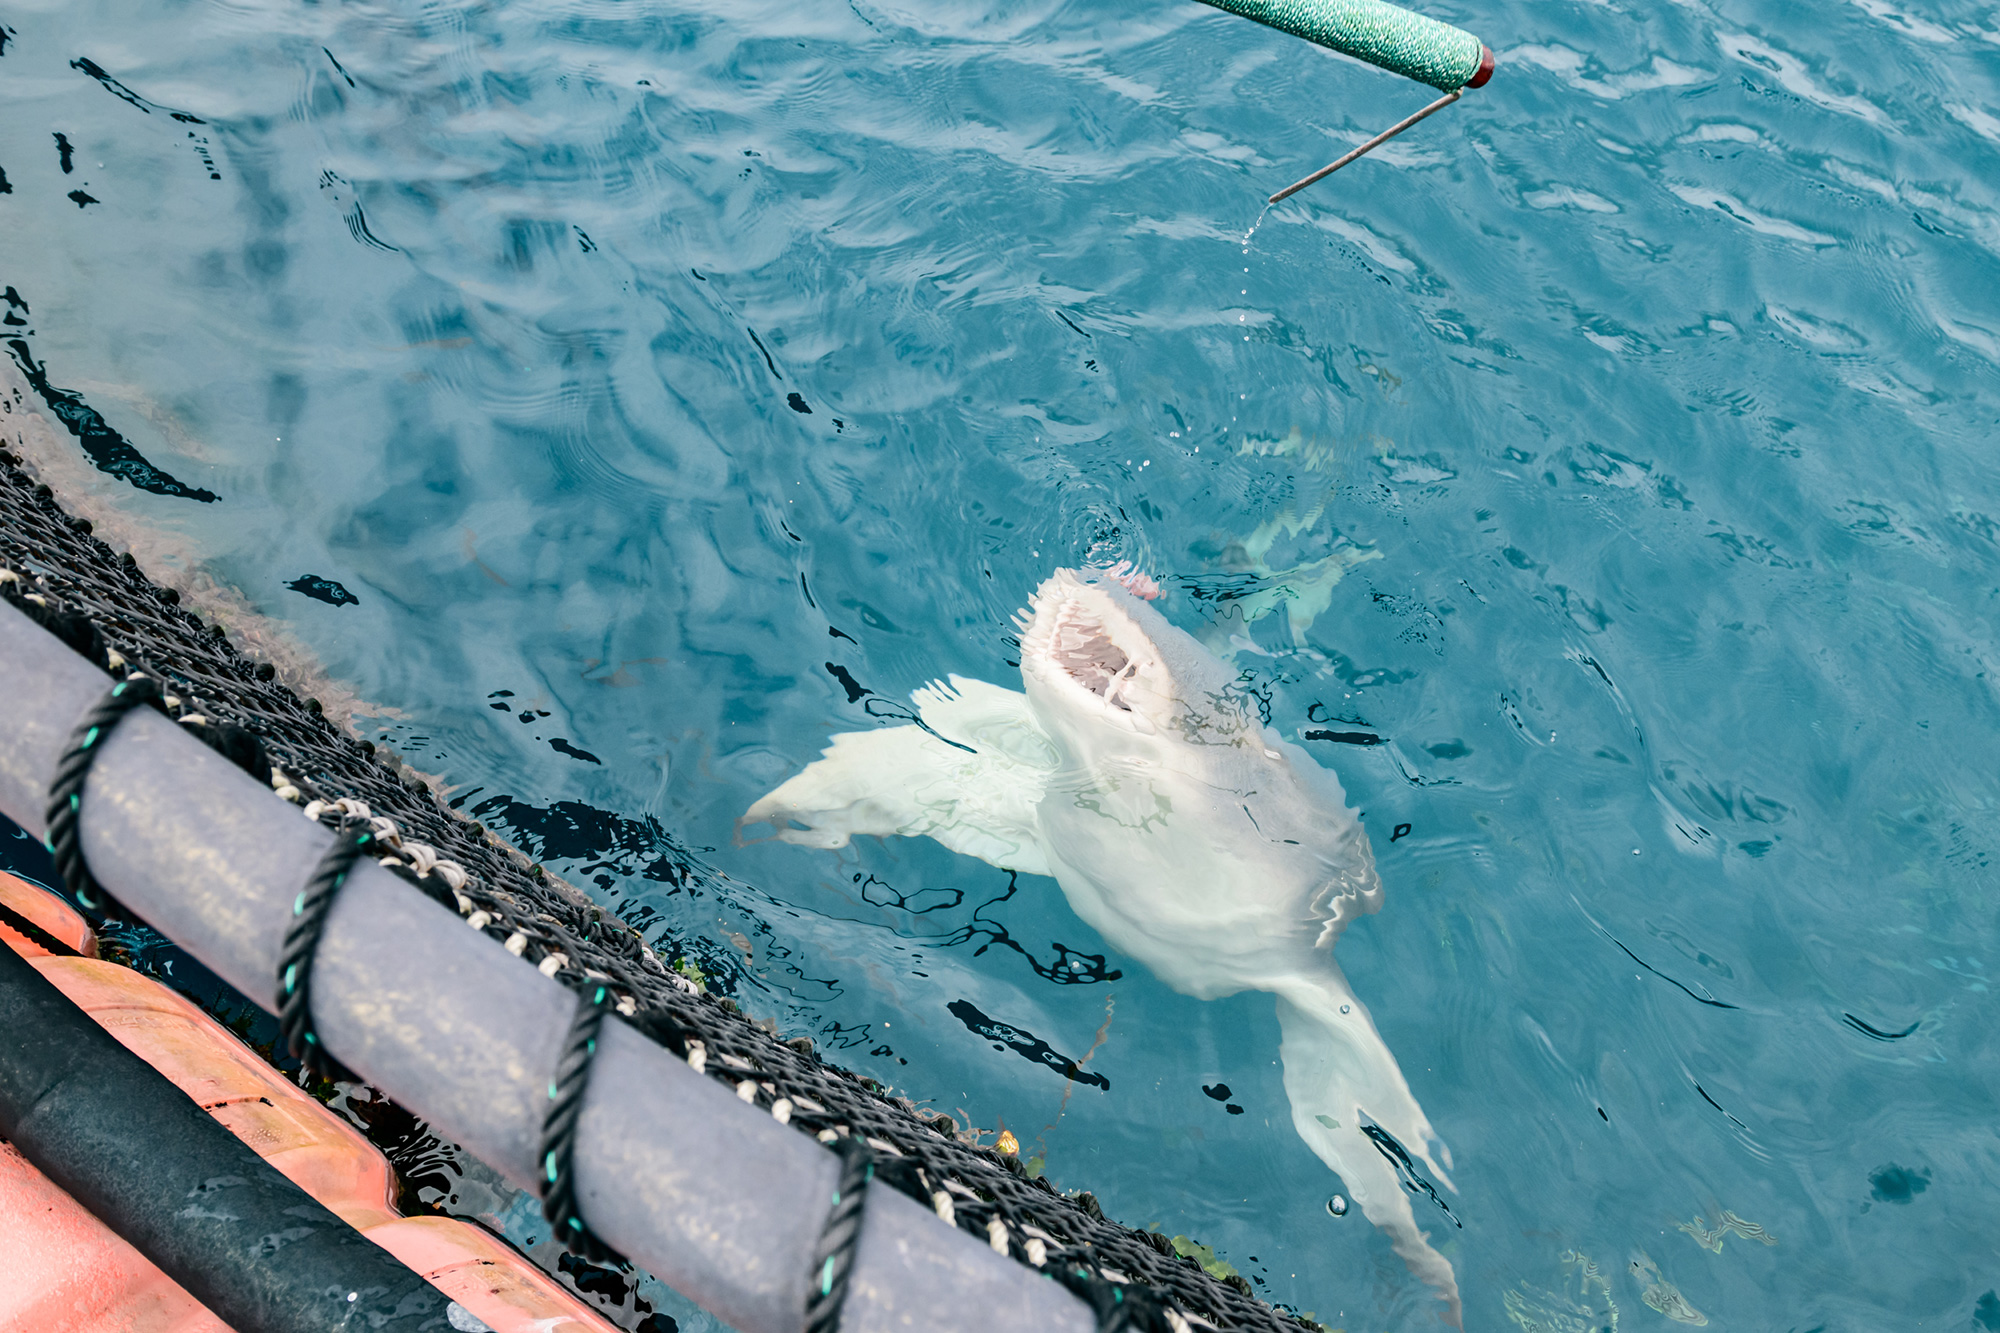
4, 0, 2000, 1326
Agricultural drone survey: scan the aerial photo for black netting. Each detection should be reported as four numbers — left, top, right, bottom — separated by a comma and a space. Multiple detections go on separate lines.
0, 444, 1318, 1333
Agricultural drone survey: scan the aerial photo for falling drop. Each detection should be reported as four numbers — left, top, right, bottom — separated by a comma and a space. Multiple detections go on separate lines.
1241, 202, 1272, 249
1327, 1196, 1349, 1217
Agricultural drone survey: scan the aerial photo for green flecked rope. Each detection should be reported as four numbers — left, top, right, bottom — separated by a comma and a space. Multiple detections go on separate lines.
1195, 0, 1488, 91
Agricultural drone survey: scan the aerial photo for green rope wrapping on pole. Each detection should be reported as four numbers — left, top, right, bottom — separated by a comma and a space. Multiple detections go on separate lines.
1195, 0, 1488, 91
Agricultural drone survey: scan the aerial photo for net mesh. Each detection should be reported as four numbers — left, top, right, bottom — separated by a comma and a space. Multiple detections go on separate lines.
0, 440, 1321, 1333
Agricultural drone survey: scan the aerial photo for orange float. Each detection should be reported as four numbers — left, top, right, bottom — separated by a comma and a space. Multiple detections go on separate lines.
0, 870, 621, 1333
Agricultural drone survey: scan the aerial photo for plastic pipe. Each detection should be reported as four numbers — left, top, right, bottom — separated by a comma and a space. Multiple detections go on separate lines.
0, 939, 452, 1332
1193, 0, 1493, 92
0, 598, 1095, 1333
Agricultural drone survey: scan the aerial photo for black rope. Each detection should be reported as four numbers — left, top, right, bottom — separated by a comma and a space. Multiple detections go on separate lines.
538, 983, 622, 1264
277, 824, 374, 1081
804, 1134, 875, 1333
44, 672, 162, 915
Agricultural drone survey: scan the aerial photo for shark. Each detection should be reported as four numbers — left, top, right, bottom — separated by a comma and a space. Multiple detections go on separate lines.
743, 566, 1460, 1322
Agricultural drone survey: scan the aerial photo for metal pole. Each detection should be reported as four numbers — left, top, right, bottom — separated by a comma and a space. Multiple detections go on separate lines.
0, 598, 1094, 1333
1268, 88, 1461, 204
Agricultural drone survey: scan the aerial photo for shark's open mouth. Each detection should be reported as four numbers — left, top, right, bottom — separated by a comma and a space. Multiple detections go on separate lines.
1017, 569, 1172, 721
1049, 603, 1137, 711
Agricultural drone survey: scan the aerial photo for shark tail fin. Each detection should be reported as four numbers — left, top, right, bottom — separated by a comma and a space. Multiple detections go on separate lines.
1274, 972, 1462, 1327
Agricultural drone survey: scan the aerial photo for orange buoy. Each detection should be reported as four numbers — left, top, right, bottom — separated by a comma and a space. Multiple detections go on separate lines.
0, 871, 620, 1333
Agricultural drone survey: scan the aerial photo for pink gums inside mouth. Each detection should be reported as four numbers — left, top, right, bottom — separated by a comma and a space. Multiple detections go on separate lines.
1049, 604, 1137, 710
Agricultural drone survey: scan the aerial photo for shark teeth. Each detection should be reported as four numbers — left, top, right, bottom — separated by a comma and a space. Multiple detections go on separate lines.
1049, 605, 1138, 710
1018, 568, 1161, 721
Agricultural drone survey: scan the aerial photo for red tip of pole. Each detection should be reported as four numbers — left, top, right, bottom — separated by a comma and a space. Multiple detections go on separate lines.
1466, 44, 1495, 89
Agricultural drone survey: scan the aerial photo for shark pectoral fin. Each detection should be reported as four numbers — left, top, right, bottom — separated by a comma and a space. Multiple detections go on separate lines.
742, 706, 1054, 876
912, 675, 1060, 768
742, 726, 937, 846
1275, 982, 1461, 1327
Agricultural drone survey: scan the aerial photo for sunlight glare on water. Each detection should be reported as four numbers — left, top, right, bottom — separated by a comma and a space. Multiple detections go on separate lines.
3, 0, 1999, 1326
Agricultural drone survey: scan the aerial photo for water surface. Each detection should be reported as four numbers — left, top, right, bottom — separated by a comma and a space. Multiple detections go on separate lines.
3, 0, 1999, 1325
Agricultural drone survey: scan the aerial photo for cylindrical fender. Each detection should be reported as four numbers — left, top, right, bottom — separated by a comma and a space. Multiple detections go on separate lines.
0, 939, 451, 1333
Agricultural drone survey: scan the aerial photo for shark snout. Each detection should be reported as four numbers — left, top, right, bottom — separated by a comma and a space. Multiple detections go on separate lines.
1017, 568, 1181, 730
